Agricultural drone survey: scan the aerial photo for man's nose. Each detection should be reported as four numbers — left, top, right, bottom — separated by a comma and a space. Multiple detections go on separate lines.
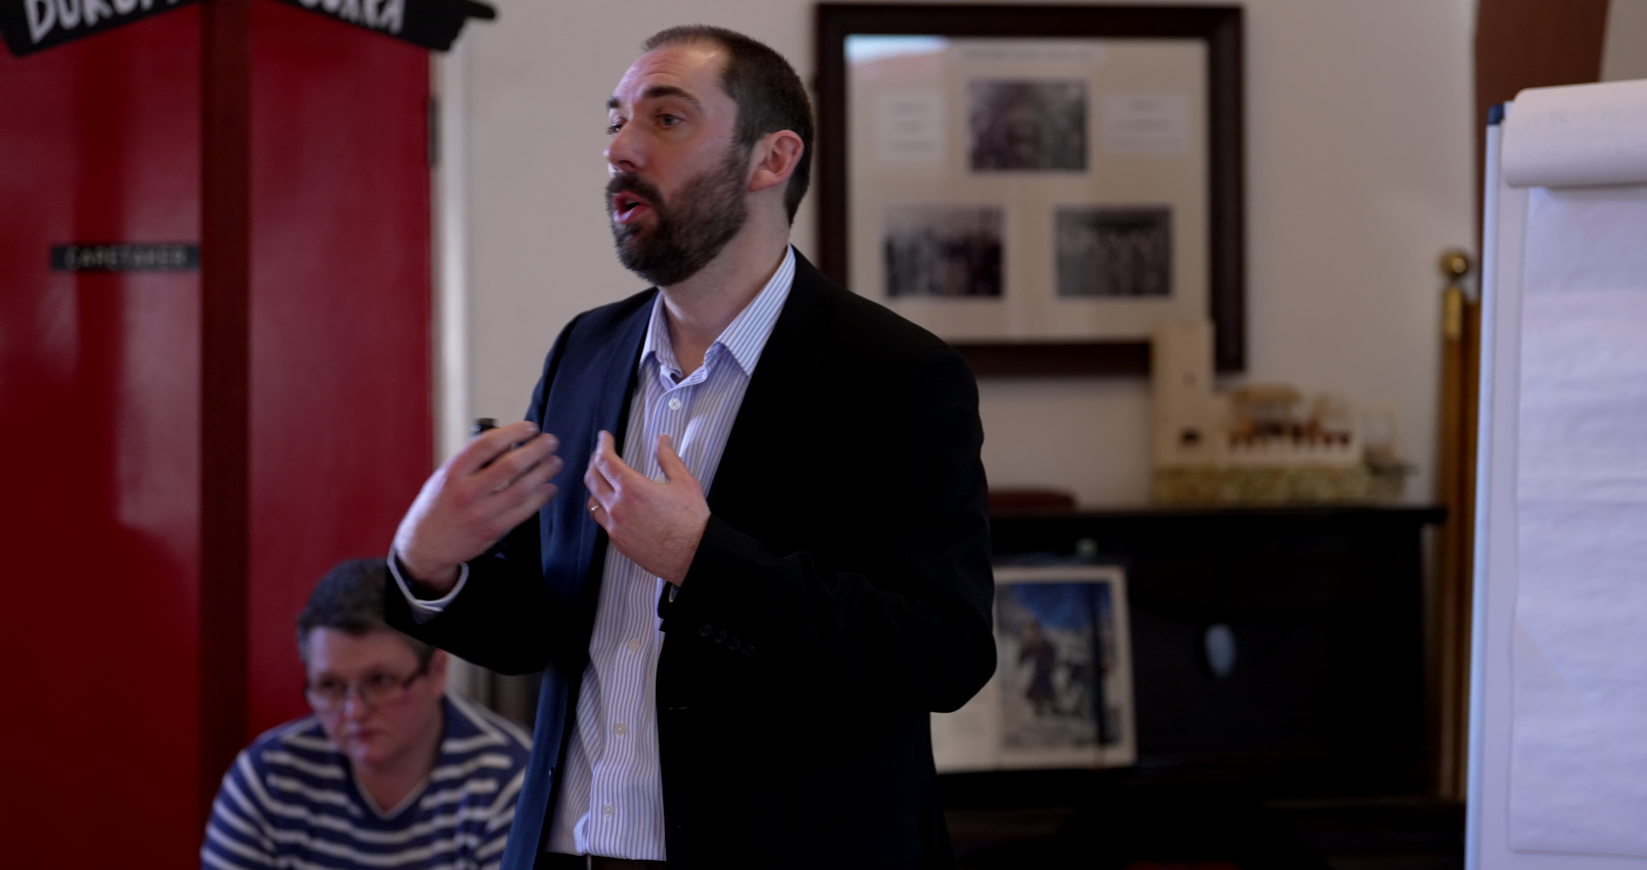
605, 122, 642, 174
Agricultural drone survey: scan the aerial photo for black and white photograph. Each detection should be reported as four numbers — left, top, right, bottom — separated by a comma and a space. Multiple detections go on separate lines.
997, 578, 1123, 750
1055, 206, 1173, 297
967, 79, 1088, 171
883, 204, 1004, 298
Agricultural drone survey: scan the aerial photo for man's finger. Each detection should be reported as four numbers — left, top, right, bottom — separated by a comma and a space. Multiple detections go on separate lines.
503, 453, 565, 503
655, 433, 697, 486
451, 421, 540, 476
596, 430, 621, 463
469, 434, 559, 498
591, 430, 639, 487
582, 460, 613, 533
585, 457, 615, 501
478, 432, 559, 487
495, 482, 559, 534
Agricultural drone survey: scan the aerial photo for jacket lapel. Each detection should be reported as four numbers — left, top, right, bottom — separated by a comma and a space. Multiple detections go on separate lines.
508, 296, 652, 870
571, 297, 652, 599
707, 255, 829, 514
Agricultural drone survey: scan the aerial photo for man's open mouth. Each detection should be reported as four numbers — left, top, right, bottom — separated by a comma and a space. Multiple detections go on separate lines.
612, 191, 651, 223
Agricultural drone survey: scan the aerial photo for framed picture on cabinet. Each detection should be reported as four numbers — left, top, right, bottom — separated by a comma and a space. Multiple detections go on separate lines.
932, 564, 1136, 772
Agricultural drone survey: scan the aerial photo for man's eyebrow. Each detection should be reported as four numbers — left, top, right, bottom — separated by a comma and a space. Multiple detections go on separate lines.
607, 85, 705, 113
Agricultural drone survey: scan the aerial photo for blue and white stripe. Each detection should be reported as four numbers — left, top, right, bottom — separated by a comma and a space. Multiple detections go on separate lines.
543, 247, 796, 860
201, 693, 532, 870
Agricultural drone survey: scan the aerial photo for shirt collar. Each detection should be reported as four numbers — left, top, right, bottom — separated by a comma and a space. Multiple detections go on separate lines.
639, 246, 797, 379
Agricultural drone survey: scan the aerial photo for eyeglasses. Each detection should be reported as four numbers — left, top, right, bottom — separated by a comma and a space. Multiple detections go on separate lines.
305, 661, 429, 712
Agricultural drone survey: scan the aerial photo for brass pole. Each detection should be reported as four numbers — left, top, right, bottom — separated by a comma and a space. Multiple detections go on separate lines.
1434, 248, 1476, 799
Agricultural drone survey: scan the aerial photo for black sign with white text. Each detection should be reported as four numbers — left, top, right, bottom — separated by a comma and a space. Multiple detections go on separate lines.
0, 0, 199, 57
52, 243, 200, 271
2, 0, 492, 56
268, 0, 494, 51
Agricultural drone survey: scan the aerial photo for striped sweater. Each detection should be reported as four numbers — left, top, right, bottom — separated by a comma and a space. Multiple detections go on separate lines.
202, 694, 531, 870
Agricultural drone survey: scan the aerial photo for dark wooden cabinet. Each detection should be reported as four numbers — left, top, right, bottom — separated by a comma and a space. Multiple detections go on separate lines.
989, 505, 1445, 796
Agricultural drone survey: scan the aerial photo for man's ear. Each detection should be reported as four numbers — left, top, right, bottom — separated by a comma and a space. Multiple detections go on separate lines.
748, 130, 805, 193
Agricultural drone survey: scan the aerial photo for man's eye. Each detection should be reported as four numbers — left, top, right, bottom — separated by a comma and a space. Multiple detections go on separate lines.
365, 674, 399, 690
607, 119, 625, 135
315, 679, 344, 695
657, 114, 680, 127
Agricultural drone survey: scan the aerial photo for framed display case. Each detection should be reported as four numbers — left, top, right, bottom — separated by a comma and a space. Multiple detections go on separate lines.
816, 4, 1245, 375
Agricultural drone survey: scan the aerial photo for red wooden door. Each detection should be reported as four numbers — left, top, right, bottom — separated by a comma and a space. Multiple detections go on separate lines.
0, 12, 205, 865
0, 3, 433, 862
246, 0, 433, 749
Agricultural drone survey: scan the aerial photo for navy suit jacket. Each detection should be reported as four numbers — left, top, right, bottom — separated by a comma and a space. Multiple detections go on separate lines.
387, 252, 995, 870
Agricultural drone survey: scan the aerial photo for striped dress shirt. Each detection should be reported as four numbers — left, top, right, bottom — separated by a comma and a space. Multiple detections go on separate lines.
400, 247, 796, 861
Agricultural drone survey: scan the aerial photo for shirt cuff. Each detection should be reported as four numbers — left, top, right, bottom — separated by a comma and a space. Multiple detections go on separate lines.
386, 551, 469, 625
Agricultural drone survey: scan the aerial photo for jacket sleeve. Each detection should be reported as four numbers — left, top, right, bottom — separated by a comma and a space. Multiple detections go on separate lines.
657, 343, 995, 713
384, 315, 589, 676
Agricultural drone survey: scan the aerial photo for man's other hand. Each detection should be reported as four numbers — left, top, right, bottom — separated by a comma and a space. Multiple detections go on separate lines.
585, 432, 709, 586
394, 421, 564, 595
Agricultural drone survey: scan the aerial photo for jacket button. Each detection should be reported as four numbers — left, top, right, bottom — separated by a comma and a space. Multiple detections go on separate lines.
742, 646, 756, 657
713, 630, 728, 644
698, 624, 712, 637
727, 638, 742, 651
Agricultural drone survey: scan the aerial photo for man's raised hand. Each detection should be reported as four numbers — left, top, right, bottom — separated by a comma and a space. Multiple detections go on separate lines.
393, 421, 564, 595
584, 431, 709, 586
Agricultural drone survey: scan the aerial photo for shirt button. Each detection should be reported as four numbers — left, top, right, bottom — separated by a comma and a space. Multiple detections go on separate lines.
615, 722, 627, 735
628, 638, 641, 651
602, 804, 614, 816
667, 397, 682, 411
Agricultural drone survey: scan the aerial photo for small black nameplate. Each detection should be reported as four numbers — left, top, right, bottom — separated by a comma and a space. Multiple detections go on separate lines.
52, 243, 199, 272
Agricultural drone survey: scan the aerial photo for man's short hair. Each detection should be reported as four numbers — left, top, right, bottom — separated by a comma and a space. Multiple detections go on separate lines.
643, 25, 814, 224
296, 558, 434, 666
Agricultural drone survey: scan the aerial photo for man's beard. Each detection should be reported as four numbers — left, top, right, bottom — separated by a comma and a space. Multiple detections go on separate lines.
607, 145, 749, 287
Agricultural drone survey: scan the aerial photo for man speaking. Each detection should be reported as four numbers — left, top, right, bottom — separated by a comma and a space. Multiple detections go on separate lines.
386, 25, 995, 870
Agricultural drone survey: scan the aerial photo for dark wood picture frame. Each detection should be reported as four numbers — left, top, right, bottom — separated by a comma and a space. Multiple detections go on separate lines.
815, 4, 1244, 376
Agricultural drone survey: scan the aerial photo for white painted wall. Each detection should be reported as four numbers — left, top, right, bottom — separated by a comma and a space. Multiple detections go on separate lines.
441, 0, 1475, 507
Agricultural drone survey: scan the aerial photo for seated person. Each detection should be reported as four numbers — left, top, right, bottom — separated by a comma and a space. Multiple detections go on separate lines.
203, 558, 531, 870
